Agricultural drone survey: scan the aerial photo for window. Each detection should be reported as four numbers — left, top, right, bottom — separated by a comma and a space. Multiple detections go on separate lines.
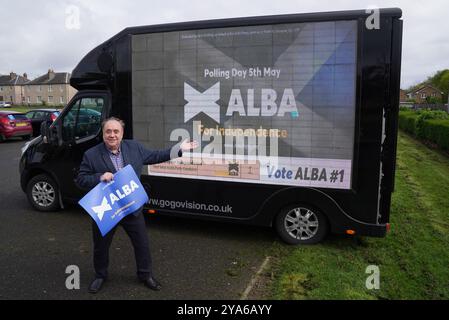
421, 93, 426, 99
33, 111, 46, 119
48, 96, 53, 103
8, 114, 28, 121
27, 97, 30, 103
48, 85, 52, 92
61, 97, 104, 141
60, 85, 64, 92
60, 96, 64, 104
37, 96, 42, 103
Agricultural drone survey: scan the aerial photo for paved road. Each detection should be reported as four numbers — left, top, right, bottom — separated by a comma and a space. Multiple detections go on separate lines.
0, 139, 275, 300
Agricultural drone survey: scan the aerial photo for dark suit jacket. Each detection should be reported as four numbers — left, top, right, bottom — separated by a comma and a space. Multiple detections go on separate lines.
76, 139, 180, 191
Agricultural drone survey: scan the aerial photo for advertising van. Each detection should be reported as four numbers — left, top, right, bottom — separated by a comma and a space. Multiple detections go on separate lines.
20, 8, 403, 244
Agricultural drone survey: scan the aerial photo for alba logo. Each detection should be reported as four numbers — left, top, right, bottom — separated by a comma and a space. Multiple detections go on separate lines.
90, 180, 140, 221
184, 82, 299, 123
184, 82, 220, 123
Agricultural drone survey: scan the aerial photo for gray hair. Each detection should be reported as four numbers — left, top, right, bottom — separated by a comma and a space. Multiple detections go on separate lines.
101, 117, 125, 131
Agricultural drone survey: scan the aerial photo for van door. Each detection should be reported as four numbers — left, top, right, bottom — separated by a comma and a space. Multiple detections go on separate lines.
53, 92, 109, 200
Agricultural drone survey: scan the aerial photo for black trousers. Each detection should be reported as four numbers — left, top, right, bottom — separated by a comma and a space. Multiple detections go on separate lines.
92, 212, 152, 281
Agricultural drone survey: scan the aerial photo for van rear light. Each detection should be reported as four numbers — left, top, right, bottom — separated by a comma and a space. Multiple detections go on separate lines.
147, 209, 156, 214
386, 223, 391, 232
346, 230, 356, 235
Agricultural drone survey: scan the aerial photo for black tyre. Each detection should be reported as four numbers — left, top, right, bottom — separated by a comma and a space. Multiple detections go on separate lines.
275, 204, 328, 245
26, 174, 60, 211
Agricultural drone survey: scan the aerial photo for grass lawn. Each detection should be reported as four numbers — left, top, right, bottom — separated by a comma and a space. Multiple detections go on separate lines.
264, 131, 449, 300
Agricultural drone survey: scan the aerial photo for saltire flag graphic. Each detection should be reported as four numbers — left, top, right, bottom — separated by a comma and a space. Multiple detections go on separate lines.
79, 165, 149, 236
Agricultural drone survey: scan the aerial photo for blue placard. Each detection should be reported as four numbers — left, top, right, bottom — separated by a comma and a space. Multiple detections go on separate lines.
78, 164, 149, 236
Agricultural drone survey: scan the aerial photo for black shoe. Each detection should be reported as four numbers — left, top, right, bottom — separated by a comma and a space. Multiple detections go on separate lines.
142, 277, 161, 291
88, 278, 105, 294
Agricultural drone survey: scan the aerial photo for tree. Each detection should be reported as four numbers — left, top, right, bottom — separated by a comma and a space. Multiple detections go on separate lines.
428, 69, 449, 102
438, 72, 449, 103
425, 96, 442, 104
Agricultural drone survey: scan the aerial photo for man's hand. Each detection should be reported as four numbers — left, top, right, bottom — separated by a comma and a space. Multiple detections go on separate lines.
100, 172, 114, 182
180, 139, 199, 151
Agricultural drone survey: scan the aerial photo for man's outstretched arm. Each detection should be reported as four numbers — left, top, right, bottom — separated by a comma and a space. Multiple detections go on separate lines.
140, 139, 198, 165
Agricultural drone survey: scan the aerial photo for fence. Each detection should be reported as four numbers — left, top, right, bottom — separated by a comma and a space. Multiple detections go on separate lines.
400, 103, 449, 113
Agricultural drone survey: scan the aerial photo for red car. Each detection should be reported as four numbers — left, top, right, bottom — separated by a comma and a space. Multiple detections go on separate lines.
0, 111, 32, 141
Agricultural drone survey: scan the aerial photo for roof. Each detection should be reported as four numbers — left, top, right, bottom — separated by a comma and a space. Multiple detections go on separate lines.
0, 74, 30, 86
408, 84, 444, 95
27, 72, 71, 85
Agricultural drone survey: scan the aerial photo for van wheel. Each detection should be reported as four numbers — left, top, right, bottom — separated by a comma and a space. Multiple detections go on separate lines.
275, 205, 328, 245
26, 174, 60, 211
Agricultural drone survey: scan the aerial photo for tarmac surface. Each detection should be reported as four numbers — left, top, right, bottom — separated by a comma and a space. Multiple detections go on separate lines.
0, 139, 275, 300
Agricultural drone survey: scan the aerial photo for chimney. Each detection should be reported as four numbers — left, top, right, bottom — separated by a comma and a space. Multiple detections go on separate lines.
23, 73, 28, 80
48, 69, 55, 79
10, 72, 17, 80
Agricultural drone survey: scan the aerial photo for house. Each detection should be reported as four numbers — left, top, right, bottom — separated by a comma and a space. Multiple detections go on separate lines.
0, 72, 30, 104
399, 89, 408, 103
24, 69, 77, 106
406, 84, 444, 104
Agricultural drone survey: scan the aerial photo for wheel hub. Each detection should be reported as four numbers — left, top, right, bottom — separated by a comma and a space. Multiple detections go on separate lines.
31, 182, 55, 207
284, 207, 319, 240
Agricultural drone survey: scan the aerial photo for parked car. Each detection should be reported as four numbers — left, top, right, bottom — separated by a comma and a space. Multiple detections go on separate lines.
0, 111, 32, 141
25, 109, 60, 137
0, 101, 12, 108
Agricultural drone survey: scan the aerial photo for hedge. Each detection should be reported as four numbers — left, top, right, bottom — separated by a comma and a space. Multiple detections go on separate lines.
398, 110, 449, 152
420, 119, 449, 151
398, 111, 418, 135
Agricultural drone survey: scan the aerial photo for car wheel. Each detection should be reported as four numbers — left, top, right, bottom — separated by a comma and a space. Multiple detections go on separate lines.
26, 174, 60, 211
275, 204, 328, 245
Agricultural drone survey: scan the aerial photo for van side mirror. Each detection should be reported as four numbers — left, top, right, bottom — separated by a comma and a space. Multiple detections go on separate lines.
40, 121, 49, 143
40, 120, 57, 144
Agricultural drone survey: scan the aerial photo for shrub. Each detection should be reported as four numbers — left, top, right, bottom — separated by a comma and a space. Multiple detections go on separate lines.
399, 110, 449, 152
416, 110, 448, 139
398, 111, 418, 135
420, 119, 449, 151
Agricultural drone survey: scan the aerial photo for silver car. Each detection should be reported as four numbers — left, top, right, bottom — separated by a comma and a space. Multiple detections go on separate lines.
0, 101, 12, 108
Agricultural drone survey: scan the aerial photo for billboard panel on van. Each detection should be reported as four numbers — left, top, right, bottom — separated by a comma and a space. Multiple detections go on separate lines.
132, 20, 357, 190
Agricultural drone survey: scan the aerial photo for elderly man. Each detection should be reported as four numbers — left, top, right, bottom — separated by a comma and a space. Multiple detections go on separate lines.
76, 117, 197, 293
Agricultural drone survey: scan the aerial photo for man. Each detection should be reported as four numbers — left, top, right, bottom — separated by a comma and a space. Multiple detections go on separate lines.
76, 117, 197, 293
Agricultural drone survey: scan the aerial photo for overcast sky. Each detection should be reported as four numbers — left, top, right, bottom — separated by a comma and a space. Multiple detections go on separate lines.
0, 0, 448, 89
